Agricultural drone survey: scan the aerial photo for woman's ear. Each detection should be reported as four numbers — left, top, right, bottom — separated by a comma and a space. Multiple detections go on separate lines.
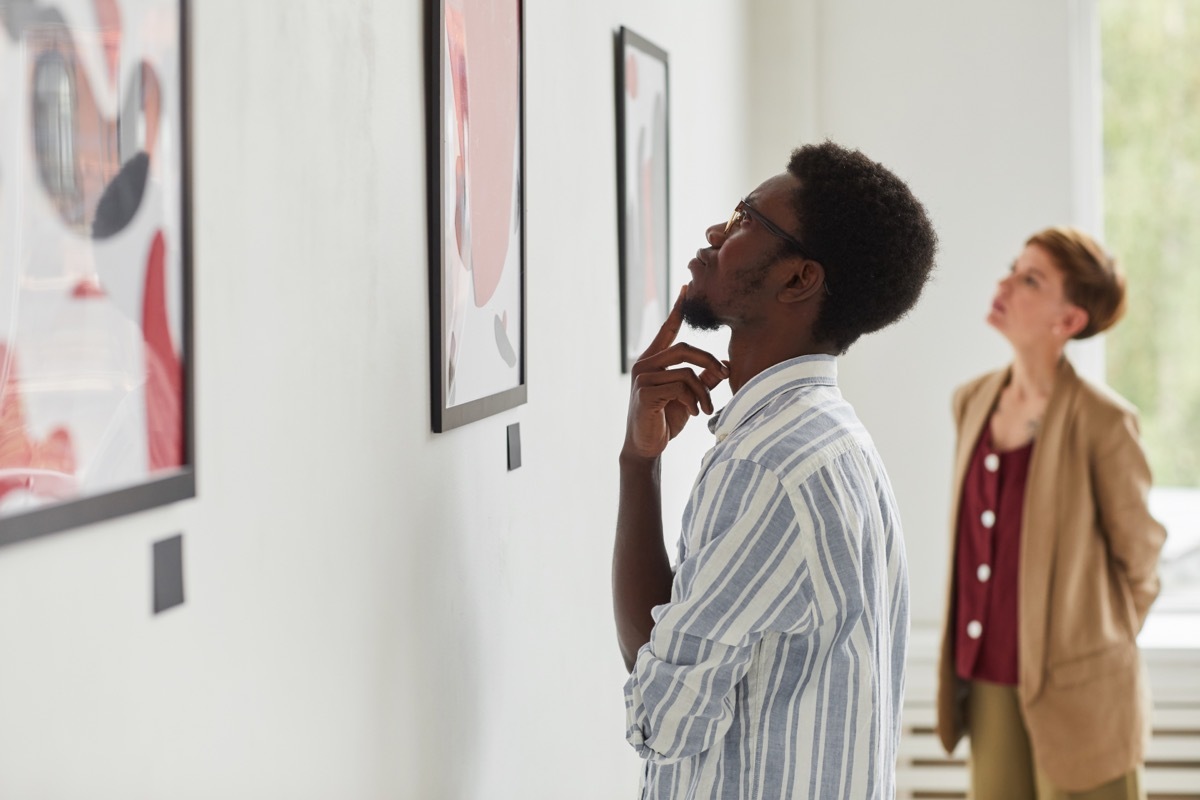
778, 260, 826, 304
1056, 304, 1089, 339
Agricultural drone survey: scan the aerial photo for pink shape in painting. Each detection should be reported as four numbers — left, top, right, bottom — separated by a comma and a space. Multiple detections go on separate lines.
640, 150, 659, 305
94, 0, 122, 88
0, 346, 78, 502
142, 230, 183, 470
447, 0, 518, 309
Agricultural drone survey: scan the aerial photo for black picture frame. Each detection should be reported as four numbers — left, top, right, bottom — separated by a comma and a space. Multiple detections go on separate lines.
615, 27, 671, 373
0, 0, 195, 547
425, 0, 527, 432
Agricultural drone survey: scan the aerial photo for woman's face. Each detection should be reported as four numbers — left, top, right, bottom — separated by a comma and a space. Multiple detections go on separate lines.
986, 243, 1086, 348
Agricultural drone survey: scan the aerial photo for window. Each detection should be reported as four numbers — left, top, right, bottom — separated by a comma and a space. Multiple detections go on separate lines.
1101, 0, 1200, 637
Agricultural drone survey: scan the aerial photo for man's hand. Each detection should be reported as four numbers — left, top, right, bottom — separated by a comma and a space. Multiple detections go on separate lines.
624, 287, 729, 460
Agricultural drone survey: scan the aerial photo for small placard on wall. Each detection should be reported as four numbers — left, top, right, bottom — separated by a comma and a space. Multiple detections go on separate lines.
507, 422, 522, 471
152, 534, 185, 614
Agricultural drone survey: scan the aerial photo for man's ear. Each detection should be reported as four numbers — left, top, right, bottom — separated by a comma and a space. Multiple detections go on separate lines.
778, 260, 826, 304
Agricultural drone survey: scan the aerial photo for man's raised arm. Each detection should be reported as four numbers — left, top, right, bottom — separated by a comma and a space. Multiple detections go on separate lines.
613, 288, 727, 671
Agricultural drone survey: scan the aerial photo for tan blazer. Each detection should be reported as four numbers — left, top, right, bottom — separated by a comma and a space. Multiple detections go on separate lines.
935, 358, 1167, 791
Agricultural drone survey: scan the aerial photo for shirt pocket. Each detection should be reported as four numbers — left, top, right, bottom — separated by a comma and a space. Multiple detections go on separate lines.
1047, 641, 1135, 689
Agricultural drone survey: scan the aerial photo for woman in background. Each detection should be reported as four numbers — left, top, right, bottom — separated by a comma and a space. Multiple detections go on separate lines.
935, 227, 1167, 800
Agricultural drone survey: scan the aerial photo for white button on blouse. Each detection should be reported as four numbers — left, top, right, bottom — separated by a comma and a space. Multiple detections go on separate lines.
984, 453, 1000, 472
977, 563, 992, 582
981, 510, 996, 528
967, 620, 983, 639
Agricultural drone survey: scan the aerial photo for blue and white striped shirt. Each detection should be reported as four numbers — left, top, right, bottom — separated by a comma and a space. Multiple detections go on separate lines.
624, 355, 909, 799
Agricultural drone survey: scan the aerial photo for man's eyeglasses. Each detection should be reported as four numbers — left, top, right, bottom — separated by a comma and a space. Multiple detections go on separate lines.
725, 199, 831, 295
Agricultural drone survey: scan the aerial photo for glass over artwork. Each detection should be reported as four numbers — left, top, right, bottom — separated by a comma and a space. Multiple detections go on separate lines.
617, 27, 669, 373
0, 0, 192, 544
429, 0, 526, 431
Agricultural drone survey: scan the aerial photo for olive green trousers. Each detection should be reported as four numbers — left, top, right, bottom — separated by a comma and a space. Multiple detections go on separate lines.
967, 680, 1145, 800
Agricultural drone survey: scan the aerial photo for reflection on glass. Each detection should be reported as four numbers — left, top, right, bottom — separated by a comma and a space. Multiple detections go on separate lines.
33, 49, 81, 225
27, 19, 161, 239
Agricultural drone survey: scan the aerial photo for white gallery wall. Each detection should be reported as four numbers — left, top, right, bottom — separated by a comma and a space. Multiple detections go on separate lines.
0, 1, 1092, 798
795, 0, 1088, 627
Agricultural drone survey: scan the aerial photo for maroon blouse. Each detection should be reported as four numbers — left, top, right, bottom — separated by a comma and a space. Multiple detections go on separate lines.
954, 423, 1033, 686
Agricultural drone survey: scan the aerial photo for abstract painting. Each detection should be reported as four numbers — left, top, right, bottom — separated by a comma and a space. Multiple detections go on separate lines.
0, 0, 192, 545
616, 27, 669, 373
426, 0, 526, 432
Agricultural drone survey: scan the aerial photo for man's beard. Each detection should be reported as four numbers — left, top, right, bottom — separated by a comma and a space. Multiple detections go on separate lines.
680, 295, 723, 331
681, 253, 775, 332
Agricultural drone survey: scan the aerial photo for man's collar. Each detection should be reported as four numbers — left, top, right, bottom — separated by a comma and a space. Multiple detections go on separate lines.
708, 354, 838, 440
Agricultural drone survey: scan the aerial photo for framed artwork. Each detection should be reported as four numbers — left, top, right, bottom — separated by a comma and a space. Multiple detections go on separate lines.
615, 27, 670, 373
0, 0, 193, 547
426, 0, 526, 432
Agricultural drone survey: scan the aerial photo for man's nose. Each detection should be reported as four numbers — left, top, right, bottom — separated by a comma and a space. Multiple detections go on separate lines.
705, 223, 726, 247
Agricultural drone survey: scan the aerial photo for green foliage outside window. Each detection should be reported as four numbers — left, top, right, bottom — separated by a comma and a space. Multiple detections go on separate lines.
1102, 0, 1200, 489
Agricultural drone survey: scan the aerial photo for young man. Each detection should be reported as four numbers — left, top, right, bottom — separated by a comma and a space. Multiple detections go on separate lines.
614, 141, 937, 799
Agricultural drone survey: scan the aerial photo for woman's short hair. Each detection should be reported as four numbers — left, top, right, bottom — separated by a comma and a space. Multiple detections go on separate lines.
1026, 227, 1127, 339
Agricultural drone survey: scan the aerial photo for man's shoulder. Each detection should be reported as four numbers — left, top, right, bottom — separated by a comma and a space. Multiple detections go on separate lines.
721, 390, 876, 487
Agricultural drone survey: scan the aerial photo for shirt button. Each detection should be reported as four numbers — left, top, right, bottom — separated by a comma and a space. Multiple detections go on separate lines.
977, 564, 992, 582
984, 453, 1000, 472
716, 433, 728, 443
981, 510, 996, 528
967, 620, 983, 639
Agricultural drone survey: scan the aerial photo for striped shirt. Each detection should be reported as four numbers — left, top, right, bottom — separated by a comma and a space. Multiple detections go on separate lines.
624, 355, 909, 799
